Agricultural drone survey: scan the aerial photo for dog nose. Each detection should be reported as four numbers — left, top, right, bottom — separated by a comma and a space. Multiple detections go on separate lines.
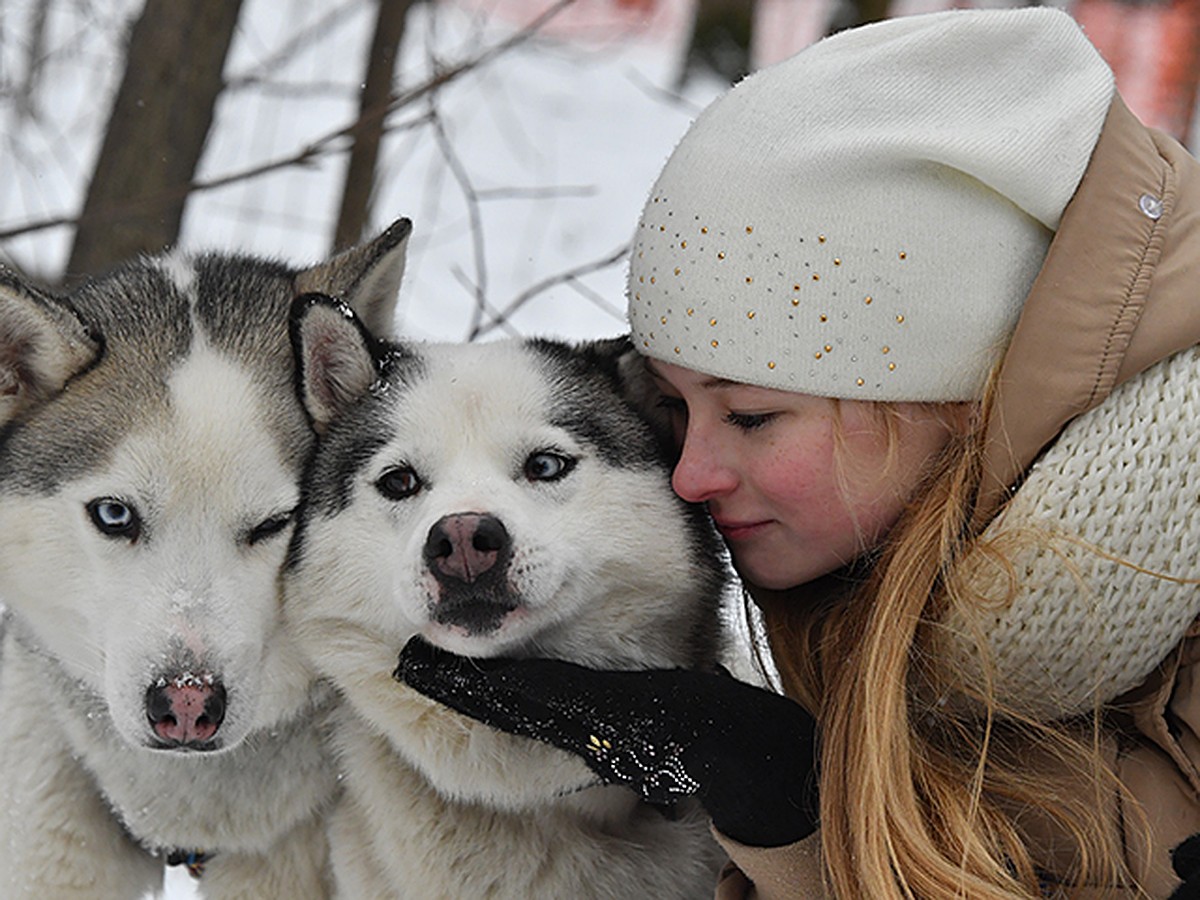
145, 674, 227, 747
424, 513, 510, 584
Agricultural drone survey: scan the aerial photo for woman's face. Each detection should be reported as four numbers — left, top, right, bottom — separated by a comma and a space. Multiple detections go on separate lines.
648, 359, 961, 590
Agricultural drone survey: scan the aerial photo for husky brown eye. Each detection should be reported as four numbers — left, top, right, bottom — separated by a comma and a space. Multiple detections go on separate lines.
376, 466, 422, 500
524, 451, 575, 482
87, 498, 141, 541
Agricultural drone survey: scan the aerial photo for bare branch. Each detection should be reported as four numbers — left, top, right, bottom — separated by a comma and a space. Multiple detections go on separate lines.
429, 100, 489, 340
449, 265, 521, 339
218, 80, 357, 100
474, 243, 630, 340
223, 0, 367, 91
13, 0, 52, 121
475, 184, 596, 201
0, 112, 445, 244
562, 273, 625, 320
0, 0, 577, 245
624, 66, 709, 115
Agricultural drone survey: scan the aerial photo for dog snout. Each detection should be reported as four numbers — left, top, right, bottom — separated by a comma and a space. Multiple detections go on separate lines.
424, 513, 510, 584
145, 673, 227, 750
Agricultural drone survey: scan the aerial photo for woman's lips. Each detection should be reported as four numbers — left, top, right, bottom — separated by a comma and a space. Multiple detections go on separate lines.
711, 517, 771, 541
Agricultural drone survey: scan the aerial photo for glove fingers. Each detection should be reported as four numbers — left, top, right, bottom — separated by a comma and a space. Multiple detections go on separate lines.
396, 637, 582, 744
397, 636, 651, 727
395, 635, 822, 832
395, 637, 699, 804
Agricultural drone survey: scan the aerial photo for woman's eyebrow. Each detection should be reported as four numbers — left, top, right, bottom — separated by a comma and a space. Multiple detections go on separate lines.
643, 359, 739, 392
700, 377, 741, 390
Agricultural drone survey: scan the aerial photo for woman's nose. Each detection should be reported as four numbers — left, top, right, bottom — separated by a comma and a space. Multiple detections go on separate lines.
671, 430, 738, 503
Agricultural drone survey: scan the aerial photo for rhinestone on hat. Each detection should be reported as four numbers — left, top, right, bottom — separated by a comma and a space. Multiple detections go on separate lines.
628, 195, 921, 396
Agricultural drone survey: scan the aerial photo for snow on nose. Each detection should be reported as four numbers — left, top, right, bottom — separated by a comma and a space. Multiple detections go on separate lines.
145, 672, 226, 748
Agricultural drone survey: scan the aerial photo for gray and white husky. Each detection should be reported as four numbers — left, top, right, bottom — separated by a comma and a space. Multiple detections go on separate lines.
0, 221, 409, 899
285, 296, 730, 899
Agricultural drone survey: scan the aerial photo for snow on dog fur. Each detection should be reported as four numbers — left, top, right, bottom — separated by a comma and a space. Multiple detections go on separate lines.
284, 295, 730, 898
0, 220, 408, 899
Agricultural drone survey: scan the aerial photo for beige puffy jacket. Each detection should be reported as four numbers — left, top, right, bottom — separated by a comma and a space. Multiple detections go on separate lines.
715, 94, 1200, 899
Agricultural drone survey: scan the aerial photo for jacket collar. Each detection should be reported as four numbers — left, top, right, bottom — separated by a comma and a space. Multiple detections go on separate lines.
978, 94, 1200, 525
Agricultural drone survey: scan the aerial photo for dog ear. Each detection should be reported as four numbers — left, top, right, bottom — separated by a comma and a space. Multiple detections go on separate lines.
290, 293, 381, 434
0, 272, 100, 426
569, 335, 636, 385
294, 217, 412, 339
605, 335, 675, 441
570, 335, 661, 416
575, 335, 677, 455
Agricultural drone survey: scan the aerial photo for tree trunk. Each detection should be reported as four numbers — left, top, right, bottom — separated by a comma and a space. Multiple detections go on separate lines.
848, 0, 891, 28
828, 0, 891, 35
676, 0, 758, 90
333, 0, 418, 252
66, 0, 243, 279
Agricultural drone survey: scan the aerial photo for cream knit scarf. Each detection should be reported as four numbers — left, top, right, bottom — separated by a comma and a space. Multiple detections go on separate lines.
941, 345, 1200, 720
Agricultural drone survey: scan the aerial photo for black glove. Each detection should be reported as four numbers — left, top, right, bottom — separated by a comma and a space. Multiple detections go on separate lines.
395, 636, 818, 848
1171, 833, 1200, 899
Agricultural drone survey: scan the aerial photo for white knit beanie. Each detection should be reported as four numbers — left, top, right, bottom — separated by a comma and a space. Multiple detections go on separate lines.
628, 7, 1114, 401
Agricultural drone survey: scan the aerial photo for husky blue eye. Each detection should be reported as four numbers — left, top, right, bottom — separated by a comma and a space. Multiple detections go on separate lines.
86, 498, 140, 541
525, 451, 575, 482
376, 466, 422, 501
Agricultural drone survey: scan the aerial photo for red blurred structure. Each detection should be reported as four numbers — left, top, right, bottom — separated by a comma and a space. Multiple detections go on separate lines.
1074, 0, 1200, 144
448, 0, 1200, 146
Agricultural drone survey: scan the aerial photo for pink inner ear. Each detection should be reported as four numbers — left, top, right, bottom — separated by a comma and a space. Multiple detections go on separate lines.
304, 323, 345, 419
1, 292, 99, 410
0, 319, 36, 397
302, 309, 373, 426
0, 366, 19, 397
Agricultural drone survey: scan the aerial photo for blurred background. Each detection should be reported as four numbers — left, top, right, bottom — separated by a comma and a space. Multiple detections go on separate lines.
2, 0, 1198, 345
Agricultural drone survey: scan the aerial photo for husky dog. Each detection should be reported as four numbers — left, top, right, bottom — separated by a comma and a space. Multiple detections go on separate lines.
0, 221, 409, 899
285, 295, 730, 898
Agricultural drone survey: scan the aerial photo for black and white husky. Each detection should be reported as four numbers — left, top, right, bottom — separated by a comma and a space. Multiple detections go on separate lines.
0, 221, 408, 898
285, 296, 730, 898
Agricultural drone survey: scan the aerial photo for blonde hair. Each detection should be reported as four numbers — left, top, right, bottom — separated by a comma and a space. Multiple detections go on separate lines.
756, 373, 1145, 898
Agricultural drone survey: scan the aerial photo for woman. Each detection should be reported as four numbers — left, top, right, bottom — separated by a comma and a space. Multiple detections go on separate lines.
399, 7, 1200, 897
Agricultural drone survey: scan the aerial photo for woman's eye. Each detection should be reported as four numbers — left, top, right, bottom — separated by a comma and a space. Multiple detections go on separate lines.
86, 498, 141, 541
247, 512, 293, 546
524, 451, 575, 482
725, 411, 776, 431
376, 466, 422, 501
